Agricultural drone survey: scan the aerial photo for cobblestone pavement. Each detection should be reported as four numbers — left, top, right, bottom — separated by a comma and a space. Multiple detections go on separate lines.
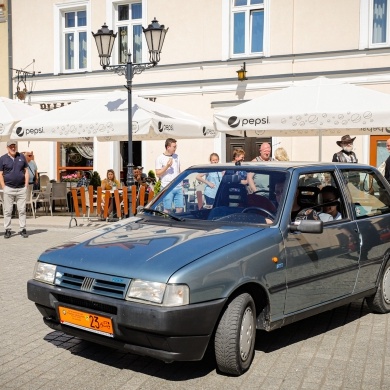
0, 217, 390, 389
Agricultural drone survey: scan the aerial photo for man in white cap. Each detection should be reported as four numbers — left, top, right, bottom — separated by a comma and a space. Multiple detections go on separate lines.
332, 135, 358, 163
0, 141, 29, 238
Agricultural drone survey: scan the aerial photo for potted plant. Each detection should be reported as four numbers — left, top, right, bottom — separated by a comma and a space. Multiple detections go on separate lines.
89, 171, 101, 190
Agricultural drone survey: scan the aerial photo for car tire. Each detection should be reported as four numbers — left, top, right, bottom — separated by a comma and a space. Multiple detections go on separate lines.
214, 293, 256, 376
366, 258, 390, 314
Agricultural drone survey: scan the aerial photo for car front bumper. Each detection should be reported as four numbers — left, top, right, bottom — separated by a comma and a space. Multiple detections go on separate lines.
27, 279, 226, 362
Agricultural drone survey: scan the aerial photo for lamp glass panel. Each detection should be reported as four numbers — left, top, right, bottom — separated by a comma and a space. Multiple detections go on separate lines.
233, 12, 245, 54
65, 12, 75, 28
119, 26, 128, 63
65, 33, 74, 70
251, 9, 264, 52
77, 10, 86, 26
133, 24, 142, 63
79, 32, 87, 68
118, 4, 129, 21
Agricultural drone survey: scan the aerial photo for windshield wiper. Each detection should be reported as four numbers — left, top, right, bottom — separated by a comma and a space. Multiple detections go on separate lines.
140, 207, 185, 221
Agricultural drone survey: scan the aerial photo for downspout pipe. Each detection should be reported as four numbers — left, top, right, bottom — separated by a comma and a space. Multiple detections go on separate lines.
8, 0, 13, 98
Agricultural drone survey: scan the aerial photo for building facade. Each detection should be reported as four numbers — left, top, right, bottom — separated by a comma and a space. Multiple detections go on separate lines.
6, 0, 390, 181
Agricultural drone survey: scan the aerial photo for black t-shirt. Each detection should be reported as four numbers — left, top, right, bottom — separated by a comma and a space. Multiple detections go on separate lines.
0, 152, 28, 188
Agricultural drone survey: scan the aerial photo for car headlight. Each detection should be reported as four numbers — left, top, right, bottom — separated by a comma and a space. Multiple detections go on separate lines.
126, 279, 189, 306
33, 262, 57, 284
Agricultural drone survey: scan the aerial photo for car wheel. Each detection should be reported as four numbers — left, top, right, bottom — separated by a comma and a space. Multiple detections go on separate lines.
367, 258, 390, 313
214, 293, 256, 376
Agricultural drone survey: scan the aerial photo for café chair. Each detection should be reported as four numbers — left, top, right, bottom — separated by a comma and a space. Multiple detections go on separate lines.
34, 182, 53, 216
51, 182, 68, 211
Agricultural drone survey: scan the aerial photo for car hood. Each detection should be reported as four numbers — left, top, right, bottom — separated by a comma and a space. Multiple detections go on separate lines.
39, 218, 263, 281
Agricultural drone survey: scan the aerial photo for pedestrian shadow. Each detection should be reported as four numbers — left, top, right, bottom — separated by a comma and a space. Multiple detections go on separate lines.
42, 299, 371, 380
24, 228, 48, 236
0, 228, 48, 237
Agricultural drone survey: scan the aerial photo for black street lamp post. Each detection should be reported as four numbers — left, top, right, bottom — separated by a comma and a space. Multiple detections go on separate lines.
92, 18, 168, 216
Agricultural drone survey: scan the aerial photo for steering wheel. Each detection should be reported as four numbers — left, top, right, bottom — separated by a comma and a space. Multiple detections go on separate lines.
241, 207, 276, 221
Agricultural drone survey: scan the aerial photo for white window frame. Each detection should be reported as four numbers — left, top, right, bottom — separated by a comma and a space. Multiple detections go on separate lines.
54, 1, 92, 75
107, 1, 149, 65
360, 0, 390, 49
228, 0, 270, 59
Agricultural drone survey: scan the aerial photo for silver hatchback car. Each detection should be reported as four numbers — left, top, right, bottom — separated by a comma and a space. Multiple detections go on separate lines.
28, 162, 390, 376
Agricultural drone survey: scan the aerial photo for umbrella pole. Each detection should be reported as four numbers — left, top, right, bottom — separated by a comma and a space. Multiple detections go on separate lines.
319, 130, 322, 162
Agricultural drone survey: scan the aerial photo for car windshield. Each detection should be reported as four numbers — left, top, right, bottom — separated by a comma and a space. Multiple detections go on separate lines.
140, 166, 289, 225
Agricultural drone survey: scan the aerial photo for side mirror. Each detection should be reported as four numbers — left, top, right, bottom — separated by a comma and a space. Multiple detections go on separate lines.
289, 220, 323, 233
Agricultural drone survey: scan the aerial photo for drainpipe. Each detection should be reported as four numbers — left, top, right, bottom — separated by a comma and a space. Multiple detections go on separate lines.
8, 0, 13, 98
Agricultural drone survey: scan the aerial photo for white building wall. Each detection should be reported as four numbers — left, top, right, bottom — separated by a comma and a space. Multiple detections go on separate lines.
8, 0, 390, 181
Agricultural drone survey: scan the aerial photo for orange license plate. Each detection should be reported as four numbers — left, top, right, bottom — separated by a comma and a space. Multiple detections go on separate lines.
58, 306, 114, 337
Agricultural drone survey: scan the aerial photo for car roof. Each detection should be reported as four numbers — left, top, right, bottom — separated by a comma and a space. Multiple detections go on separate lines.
189, 162, 374, 170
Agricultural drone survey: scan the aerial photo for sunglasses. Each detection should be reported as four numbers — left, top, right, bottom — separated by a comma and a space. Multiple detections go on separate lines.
27, 154, 33, 157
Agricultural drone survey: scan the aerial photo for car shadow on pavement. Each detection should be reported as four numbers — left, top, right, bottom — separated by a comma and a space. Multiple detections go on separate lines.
42, 299, 371, 380
254, 298, 370, 353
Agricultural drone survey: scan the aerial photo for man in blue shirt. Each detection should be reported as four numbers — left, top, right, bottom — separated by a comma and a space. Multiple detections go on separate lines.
67, 171, 89, 212
0, 141, 29, 238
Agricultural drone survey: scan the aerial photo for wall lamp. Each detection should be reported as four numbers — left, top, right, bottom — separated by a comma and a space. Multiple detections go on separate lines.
237, 62, 248, 81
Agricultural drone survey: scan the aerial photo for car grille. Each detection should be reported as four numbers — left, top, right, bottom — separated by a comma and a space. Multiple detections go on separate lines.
56, 294, 117, 315
55, 270, 129, 299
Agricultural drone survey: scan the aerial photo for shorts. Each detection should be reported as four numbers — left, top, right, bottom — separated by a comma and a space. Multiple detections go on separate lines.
163, 186, 184, 210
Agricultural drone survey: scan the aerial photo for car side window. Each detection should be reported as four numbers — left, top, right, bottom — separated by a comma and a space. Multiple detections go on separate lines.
342, 169, 390, 219
295, 172, 346, 223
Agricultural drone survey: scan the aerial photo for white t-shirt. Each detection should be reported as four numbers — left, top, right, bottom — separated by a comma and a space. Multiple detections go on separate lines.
155, 153, 180, 188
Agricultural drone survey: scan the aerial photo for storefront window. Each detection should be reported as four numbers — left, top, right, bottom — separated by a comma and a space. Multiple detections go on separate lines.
58, 142, 94, 181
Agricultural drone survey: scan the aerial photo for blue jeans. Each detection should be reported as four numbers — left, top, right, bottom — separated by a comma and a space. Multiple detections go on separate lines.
163, 187, 184, 211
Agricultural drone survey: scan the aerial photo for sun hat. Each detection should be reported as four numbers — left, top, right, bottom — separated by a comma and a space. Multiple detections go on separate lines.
336, 135, 356, 147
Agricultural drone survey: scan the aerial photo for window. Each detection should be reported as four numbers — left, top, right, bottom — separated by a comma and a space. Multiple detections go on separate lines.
360, 0, 390, 48
58, 142, 94, 181
115, 2, 142, 64
63, 9, 88, 71
295, 172, 346, 222
342, 169, 390, 218
372, 0, 388, 44
231, 0, 267, 56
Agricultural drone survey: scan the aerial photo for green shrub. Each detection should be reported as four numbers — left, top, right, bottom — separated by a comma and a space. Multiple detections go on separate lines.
89, 171, 101, 189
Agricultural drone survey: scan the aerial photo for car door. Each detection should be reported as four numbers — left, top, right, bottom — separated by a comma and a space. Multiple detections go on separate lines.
283, 169, 360, 314
340, 167, 390, 292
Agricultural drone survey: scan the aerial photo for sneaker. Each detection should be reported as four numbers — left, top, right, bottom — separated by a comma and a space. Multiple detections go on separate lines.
19, 229, 28, 238
4, 229, 11, 239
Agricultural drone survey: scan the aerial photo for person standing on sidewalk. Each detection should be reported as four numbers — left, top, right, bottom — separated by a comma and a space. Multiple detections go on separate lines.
24, 151, 39, 189
155, 138, 183, 213
0, 141, 29, 238
384, 138, 390, 182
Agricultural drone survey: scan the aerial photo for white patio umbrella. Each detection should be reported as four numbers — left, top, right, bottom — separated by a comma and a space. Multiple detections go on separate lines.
213, 77, 390, 138
0, 97, 42, 141
11, 92, 216, 142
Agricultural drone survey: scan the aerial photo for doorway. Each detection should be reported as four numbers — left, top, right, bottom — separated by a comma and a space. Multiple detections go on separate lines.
120, 141, 142, 183
370, 135, 390, 167
226, 135, 272, 162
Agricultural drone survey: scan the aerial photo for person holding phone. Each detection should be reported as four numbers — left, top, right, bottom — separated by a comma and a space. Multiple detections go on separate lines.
155, 138, 183, 213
